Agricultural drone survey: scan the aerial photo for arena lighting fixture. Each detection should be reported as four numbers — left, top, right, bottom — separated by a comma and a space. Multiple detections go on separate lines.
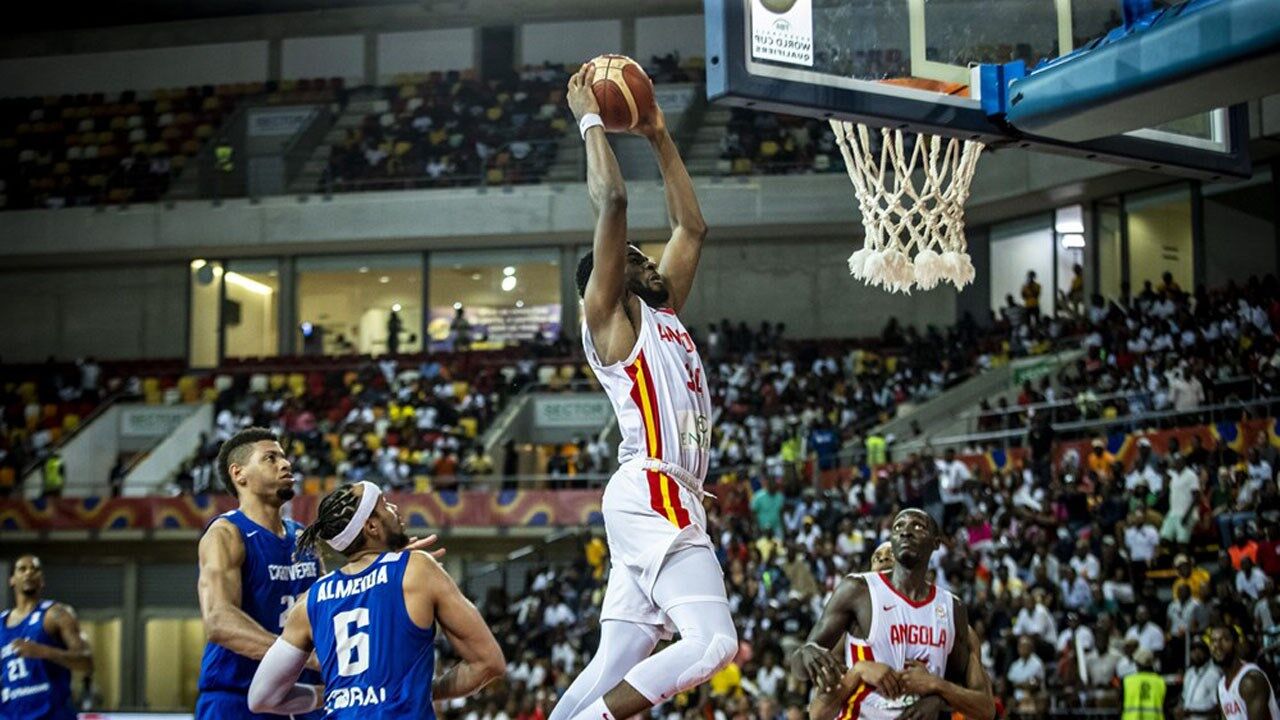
379, 276, 390, 284
1055, 205, 1084, 234
516, 300, 525, 308
453, 302, 463, 310
1061, 233, 1086, 249
190, 259, 207, 269
358, 266, 369, 273
471, 273, 482, 280
501, 276, 517, 292
503, 266, 516, 276
392, 303, 402, 312
224, 271, 273, 295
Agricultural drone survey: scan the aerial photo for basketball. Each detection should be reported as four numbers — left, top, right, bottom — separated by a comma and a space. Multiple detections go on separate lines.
587, 54, 655, 131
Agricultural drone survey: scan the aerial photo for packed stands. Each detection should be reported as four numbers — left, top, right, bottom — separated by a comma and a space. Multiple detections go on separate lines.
319, 65, 571, 192
972, 274, 1280, 437
0, 79, 342, 211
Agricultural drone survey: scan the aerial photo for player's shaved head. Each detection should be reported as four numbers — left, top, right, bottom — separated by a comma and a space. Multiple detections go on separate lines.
870, 542, 894, 572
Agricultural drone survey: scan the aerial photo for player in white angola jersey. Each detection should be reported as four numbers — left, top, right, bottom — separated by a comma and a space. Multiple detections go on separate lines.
547, 64, 734, 720
795, 509, 994, 720
1210, 623, 1280, 720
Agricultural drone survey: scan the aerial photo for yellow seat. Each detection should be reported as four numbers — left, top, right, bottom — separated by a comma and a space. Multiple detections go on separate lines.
269, 373, 287, 391
287, 373, 305, 396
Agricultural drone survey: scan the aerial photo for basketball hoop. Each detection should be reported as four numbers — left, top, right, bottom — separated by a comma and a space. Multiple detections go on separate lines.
830, 121, 984, 293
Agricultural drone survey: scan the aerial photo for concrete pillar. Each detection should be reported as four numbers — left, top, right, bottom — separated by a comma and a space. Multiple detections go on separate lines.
121, 560, 140, 707
621, 17, 637, 59
279, 255, 297, 356
267, 37, 283, 83
364, 32, 378, 87
560, 245, 581, 342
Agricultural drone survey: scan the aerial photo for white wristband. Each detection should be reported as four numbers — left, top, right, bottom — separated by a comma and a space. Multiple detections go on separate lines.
579, 113, 604, 140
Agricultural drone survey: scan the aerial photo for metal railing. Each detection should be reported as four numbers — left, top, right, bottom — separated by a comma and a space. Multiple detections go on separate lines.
319, 138, 561, 195
964, 374, 1258, 423
925, 394, 1279, 451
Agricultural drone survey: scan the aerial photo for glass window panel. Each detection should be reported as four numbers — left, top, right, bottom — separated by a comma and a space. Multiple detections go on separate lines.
429, 249, 561, 349
224, 259, 280, 359
188, 259, 222, 368
296, 254, 423, 356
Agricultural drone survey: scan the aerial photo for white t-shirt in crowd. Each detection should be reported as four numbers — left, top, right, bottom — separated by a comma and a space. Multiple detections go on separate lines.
1125, 523, 1160, 562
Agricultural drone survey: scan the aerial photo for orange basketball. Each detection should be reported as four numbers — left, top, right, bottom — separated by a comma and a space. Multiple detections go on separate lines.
587, 54, 655, 132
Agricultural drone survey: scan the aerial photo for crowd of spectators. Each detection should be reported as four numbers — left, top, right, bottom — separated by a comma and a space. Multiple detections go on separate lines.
321, 66, 570, 192
434, 420, 1279, 720
718, 109, 844, 176
0, 80, 338, 211
0, 357, 111, 496
976, 272, 1280, 436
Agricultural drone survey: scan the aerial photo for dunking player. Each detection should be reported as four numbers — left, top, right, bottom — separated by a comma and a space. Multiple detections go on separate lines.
794, 510, 994, 720
549, 63, 734, 720
248, 481, 504, 717
1210, 624, 1280, 720
0, 555, 92, 720
197, 427, 445, 719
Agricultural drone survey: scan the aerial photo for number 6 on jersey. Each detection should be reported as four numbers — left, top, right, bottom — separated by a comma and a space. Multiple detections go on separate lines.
333, 608, 370, 677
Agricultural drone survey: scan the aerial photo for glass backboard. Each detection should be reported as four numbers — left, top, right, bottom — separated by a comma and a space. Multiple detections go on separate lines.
707, 0, 1250, 179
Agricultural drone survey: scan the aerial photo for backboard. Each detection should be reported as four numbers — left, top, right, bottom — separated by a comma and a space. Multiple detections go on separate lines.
705, 0, 1251, 179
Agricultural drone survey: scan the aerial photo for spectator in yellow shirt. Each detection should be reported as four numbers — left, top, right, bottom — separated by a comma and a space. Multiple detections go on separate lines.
709, 656, 743, 697
1171, 553, 1211, 600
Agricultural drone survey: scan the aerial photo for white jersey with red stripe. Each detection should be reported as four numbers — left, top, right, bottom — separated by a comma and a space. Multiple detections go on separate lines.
1220, 663, 1280, 720
583, 300, 713, 485
837, 572, 956, 720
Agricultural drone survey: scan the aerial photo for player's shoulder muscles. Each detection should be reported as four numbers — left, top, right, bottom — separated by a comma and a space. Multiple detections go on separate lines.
1239, 668, 1274, 706
198, 518, 245, 610
813, 575, 867, 646
403, 549, 447, 629
43, 601, 81, 636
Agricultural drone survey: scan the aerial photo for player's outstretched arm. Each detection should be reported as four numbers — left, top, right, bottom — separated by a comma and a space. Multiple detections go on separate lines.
634, 105, 707, 314
898, 614, 995, 720
248, 596, 323, 715
198, 520, 280, 660
12, 602, 93, 673
568, 63, 629, 340
411, 552, 505, 700
792, 576, 864, 692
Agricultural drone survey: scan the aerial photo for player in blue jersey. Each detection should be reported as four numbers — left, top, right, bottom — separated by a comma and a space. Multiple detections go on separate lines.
248, 480, 505, 718
1, 554, 92, 720
196, 427, 324, 720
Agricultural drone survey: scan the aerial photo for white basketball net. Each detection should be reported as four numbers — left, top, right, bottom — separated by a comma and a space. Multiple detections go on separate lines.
830, 120, 984, 293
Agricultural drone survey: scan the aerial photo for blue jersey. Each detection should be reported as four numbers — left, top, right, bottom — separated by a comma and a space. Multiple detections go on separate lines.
308, 551, 436, 719
197, 510, 322, 704
0, 600, 74, 720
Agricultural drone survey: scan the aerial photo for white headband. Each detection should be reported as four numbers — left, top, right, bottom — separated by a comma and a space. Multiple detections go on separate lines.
327, 481, 382, 552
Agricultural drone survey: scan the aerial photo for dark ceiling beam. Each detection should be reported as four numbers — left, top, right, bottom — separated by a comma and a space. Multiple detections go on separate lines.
0, 0, 702, 59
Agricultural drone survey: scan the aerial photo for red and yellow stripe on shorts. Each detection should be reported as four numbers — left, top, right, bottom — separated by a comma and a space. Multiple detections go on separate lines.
626, 351, 691, 529
836, 644, 876, 720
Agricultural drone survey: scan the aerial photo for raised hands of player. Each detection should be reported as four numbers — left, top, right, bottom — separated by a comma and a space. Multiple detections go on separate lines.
630, 101, 666, 140
566, 64, 600, 124
406, 533, 447, 560
792, 642, 844, 693
858, 661, 905, 698
897, 660, 940, 697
